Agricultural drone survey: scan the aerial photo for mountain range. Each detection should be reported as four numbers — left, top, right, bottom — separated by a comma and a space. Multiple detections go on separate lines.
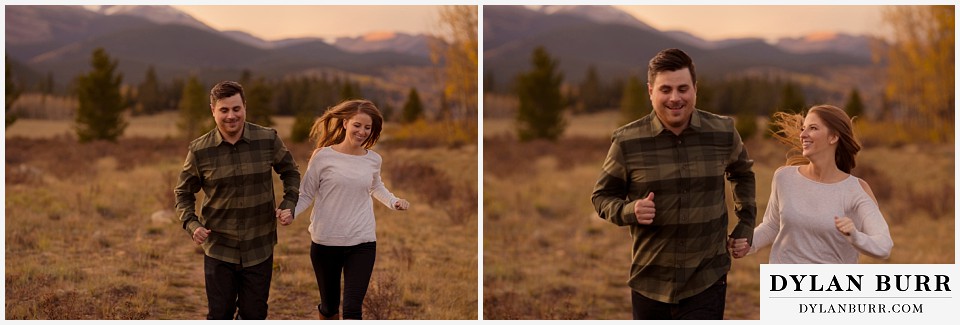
5, 5, 435, 88
485, 5, 878, 84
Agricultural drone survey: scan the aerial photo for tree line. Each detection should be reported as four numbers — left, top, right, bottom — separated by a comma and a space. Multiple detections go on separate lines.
505, 46, 868, 142
505, 6, 950, 143
5, 50, 430, 143
6, 6, 477, 145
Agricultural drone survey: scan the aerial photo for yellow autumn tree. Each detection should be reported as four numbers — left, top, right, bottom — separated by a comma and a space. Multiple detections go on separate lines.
879, 5, 954, 142
431, 5, 478, 122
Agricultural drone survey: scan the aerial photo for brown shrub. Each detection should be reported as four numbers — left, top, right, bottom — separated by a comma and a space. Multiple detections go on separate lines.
386, 161, 453, 202
483, 135, 608, 178
386, 120, 477, 149
483, 290, 589, 320
385, 160, 475, 224
4, 136, 187, 179
36, 290, 92, 319
908, 183, 954, 221
483, 292, 524, 320
851, 164, 893, 201
363, 271, 405, 320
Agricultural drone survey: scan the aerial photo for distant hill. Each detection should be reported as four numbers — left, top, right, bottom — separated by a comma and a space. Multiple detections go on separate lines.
333, 32, 434, 58
775, 32, 876, 60
95, 5, 215, 32
484, 6, 873, 84
5, 5, 433, 87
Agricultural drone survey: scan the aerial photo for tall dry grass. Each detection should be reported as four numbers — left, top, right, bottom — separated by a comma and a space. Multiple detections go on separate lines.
482, 113, 954, 320
5, 117, 478, 319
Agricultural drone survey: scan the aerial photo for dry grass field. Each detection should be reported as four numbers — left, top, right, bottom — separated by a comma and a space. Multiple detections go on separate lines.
482, 112, 955, 320
4, 115, 478, 319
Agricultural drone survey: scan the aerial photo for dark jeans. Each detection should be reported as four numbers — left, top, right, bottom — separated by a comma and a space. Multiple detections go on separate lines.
204, 254, 274, 320
311, 241, 377, 320
631, 274, 727, 320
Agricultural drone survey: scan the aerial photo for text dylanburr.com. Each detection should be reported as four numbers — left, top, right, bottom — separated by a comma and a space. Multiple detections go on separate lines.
760, 265, 957, 320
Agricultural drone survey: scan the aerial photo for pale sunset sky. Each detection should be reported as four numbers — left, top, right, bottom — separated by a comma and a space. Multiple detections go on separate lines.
173, 5, 441, 41
616, 5, 891, 41
169, 4, 893, 43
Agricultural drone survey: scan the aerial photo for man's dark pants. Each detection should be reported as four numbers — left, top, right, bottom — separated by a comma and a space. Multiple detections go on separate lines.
204, 254, 274, 320
631, 274, 727, 320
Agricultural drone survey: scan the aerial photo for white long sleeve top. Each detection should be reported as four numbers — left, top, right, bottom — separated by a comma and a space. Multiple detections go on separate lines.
294, 146, 398, 246
750, 166, 893, 263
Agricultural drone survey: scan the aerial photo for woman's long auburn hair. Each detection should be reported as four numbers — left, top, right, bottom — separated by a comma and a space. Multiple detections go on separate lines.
309, 99, 384, 154
769, 104, 862, 173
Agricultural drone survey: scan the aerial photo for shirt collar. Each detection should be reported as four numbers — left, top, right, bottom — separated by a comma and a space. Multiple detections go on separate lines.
650, 109, 702, 135
214, 122, 250, 146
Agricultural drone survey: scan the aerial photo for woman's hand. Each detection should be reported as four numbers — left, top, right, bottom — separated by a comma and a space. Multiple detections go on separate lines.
394, 199, 410, 211
835, 216, 856, 236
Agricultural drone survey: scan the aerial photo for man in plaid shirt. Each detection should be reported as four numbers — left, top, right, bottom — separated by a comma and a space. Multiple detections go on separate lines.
592, 48, 755, 320
175, 81, 301, 319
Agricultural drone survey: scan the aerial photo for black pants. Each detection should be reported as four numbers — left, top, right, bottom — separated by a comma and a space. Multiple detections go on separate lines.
311, 241, 377, 320
631, 274, 727, 320
203, 254, 273, 320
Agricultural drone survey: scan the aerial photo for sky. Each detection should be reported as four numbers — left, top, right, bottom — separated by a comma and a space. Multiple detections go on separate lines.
173, 5, 441, 41
172, 5, 888, 43
616, 5, 891, 42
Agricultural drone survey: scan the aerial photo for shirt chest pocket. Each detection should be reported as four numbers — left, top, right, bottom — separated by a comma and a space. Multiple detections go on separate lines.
198, 152, 232, 187
696, 146, 730, 177
683, 150, 728, 191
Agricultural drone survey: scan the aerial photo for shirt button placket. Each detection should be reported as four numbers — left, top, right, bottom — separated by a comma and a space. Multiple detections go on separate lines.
233, 144, 245, 264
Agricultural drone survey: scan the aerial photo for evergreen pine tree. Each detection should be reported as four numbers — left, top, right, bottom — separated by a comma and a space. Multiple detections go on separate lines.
165, 78, 185, 113
290, 112, 314, 143
736, 110, 758, 141
74, 48, 127, 142
6, 55, 21, 127
340, 80, 361, 101
484, 70, 496, 94
137, 65, 163, 115
380, 103, 395, 122
770, 81, 807, 137
177, 75, 211, 140
245, 77, 275, 127
402, 87, 424, 124
778, 82, 806, 114
290, 78, 322, 143
515, 46, 565, 141
620, 75, 648, 125
578, 65, 604, 113
844, 87, 866, 121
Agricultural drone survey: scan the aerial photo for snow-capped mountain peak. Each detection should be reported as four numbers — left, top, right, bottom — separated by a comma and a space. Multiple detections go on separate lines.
539, 5, 655, 31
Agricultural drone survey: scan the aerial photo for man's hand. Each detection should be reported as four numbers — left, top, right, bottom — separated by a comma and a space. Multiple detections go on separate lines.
193, 227, 212, 245
835, 216, 855, 236
394, 199, 410, 211
634, 192, 655, 225
276, 209, 293, 226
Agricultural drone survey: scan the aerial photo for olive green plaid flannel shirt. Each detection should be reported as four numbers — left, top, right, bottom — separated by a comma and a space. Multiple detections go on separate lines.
592, 109, 756, 303
175, 122, 300, 267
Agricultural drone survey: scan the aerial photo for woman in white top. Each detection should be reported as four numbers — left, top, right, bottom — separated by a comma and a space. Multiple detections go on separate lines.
729, 104, 892, 263
284, 99, 410, 319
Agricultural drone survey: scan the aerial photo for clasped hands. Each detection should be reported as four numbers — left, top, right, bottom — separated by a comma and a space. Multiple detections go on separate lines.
274, 199, 409, 228
276, 208, 293, 226
727, 237, 749, 259
192, 203, 409, 246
